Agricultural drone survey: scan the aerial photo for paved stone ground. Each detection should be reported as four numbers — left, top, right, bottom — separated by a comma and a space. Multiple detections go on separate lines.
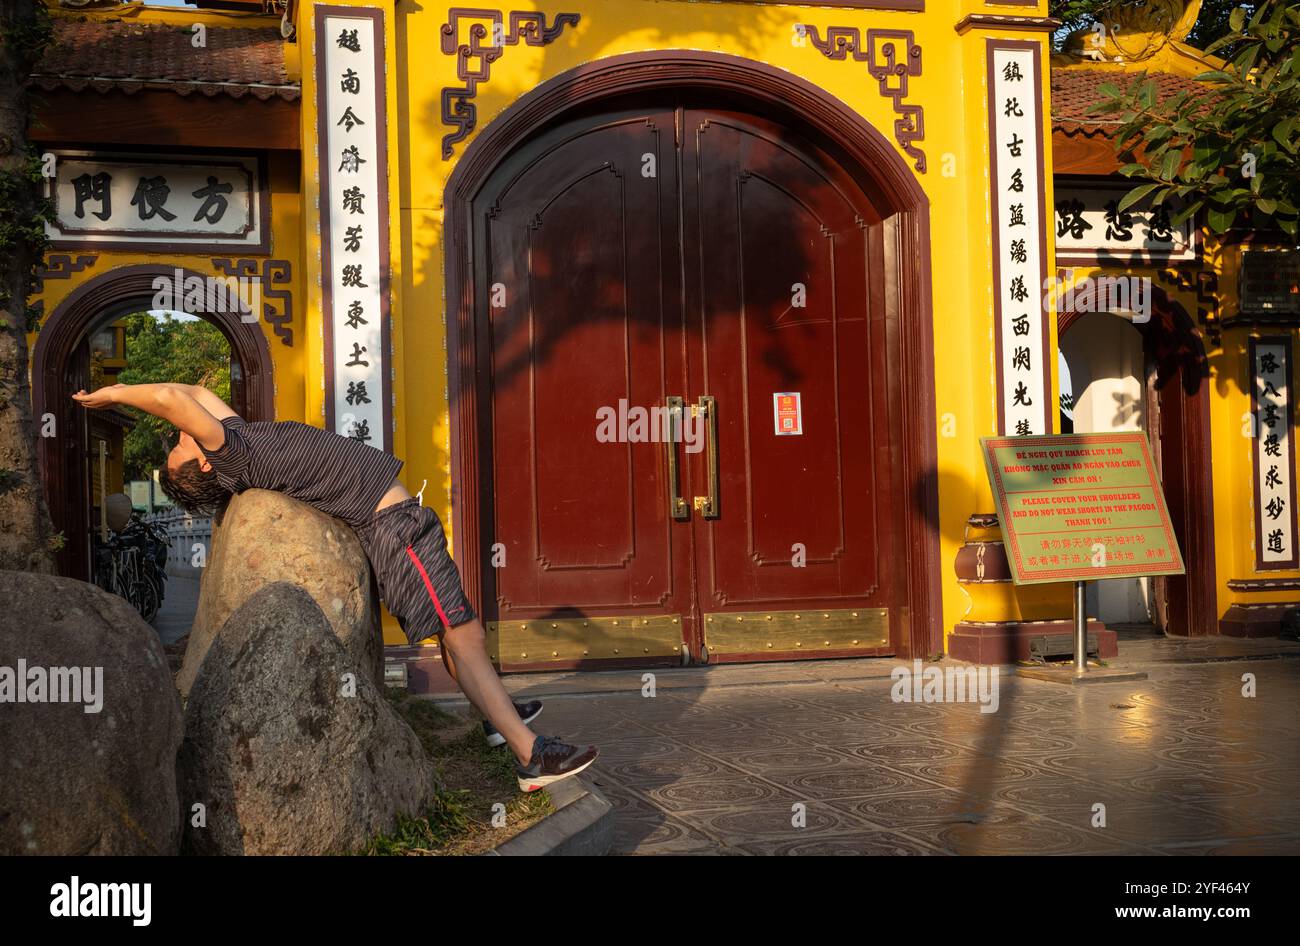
433, 631, 1300, 855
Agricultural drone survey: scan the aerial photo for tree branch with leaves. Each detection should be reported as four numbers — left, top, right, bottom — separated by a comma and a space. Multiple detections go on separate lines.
1091, 1, 1300, 238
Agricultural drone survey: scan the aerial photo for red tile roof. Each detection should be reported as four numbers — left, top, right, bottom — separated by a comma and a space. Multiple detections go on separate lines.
28, 17, 299, 101
1051, 67, 1213, 136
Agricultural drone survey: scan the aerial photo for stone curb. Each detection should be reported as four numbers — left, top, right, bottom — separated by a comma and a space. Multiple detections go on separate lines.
486, 777, 613, 856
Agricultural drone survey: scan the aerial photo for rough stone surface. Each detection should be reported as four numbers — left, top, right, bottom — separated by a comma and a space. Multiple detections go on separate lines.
178, 489, 382, 698
177, 583, 437, 855
0, 571, 183, 855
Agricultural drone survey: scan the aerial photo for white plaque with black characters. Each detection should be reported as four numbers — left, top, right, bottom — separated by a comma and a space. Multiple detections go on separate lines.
316, 5, 391, 451
45, 151, 265, 252
987, 40, 1051, 437
1251, 338, 1298, 569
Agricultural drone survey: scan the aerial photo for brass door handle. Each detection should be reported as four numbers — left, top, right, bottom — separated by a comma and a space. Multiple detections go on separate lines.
693, 395, 719, 519
665, 396, 689, 520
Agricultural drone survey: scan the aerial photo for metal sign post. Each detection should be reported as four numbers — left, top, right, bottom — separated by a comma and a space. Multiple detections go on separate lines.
1074, 579, 1088, 673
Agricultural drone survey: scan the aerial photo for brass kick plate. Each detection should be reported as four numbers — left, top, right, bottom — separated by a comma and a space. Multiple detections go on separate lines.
488, 614, 684, 663
703, 608, 890, 655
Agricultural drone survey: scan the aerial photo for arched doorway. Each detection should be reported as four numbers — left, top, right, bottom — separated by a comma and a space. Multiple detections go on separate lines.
32, 264, 275, 580
1059, 288, 1217, 636
444, 51, 940, 668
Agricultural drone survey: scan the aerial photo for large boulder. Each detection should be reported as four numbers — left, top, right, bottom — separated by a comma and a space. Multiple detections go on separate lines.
0, 571, 183, 855
177, 489, 382, 699
177, 583, 437, 855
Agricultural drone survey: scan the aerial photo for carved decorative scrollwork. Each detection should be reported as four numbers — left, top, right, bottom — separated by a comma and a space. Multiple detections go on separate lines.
211, 257, 295, 346
440, 9, 582, 160
799, 25, 926, 173
31, 253, 98, 321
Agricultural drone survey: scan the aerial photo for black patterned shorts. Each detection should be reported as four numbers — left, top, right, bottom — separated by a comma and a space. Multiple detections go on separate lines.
353, 498, 477, 645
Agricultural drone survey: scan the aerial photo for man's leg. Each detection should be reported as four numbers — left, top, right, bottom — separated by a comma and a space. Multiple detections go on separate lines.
374, 500, 595, 783
439, 640, 458, 681
437, 620, 538, 764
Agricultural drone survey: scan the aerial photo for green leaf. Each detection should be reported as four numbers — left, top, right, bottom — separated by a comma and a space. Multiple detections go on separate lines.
1159, 149, 1182, 180
1138, 78, 1158, 109
1144, 125, 1174, 146
1258, 197, 1278, 214
1207, 204, 1236, 233
1118, 183, 1162, 212
1273, 119, 1297, 154
1171, 199, 1204, 227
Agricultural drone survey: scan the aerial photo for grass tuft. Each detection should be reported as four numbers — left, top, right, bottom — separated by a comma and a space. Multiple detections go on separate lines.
365, 686, 553, 855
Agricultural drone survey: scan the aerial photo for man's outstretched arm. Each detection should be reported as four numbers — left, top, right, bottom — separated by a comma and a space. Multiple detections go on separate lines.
73, 383, 227, 451
171, 383, 237, 421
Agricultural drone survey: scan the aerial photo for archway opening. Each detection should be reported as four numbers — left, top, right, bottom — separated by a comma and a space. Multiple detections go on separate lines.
32, 266, 275, 604
1059, 289, 1216, 636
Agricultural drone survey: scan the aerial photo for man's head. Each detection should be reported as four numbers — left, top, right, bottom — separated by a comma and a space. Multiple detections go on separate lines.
159, 432, 230, 514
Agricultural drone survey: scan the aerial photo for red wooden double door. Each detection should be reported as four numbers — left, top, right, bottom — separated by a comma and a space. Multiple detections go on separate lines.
473, 97, 909, 668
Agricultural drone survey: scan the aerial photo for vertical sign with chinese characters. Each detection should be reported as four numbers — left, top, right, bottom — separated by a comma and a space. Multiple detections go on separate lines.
987, 40, 1051, 436
1250, 338, 1298, 569
316, 6, 391, 451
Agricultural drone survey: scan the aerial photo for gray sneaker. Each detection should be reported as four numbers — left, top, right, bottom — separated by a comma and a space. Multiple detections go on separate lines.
483, 699, 543, 747
515, 735, 599, 792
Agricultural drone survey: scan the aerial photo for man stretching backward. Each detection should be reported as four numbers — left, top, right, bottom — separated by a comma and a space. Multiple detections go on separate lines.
74, 382, 598, 792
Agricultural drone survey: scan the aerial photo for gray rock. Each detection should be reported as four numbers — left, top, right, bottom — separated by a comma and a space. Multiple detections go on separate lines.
177, 489, 382, 699
0, 571, 183, 855
178, 582, 436, 855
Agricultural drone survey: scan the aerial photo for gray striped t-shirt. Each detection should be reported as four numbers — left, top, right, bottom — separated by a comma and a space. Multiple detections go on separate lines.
204, 416, 404, 526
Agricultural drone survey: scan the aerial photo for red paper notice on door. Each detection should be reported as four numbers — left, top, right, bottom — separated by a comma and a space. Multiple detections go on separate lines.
773, 392, 802, 436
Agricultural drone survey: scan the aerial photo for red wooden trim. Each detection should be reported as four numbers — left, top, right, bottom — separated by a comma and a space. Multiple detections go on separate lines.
29, 88, 300, 151
1228, 577, 1300, 591
956, 14, 1062, 34
442, 50, 942, 661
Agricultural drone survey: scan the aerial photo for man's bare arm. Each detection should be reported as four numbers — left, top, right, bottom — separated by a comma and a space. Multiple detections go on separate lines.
73, 383, 227, 451
174, 384, 237, 421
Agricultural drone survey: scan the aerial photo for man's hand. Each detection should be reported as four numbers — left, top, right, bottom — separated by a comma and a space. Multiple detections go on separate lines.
72, 385, 124, 410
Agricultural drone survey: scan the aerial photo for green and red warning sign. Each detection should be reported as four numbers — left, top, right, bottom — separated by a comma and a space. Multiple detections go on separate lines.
980, 432, 1185, 585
